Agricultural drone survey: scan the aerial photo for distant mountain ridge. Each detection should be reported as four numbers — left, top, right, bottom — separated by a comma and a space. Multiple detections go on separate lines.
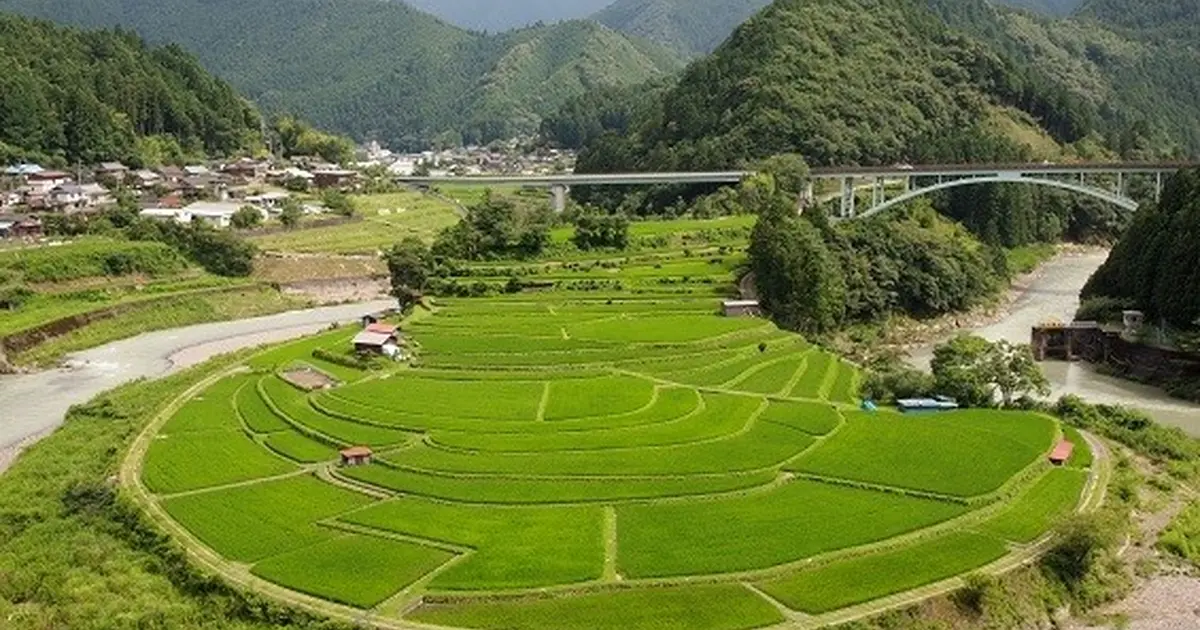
0, 0, 683, 149
593, 0, 773, 56
404, 0, 612, 32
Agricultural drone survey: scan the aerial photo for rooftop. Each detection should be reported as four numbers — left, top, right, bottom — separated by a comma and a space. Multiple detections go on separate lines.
340, 446, 373, 458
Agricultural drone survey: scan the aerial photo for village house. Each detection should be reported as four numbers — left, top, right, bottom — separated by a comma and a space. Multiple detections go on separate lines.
244, 191, 290, 212
183, 201, 252, 228
158, 166, 186, 184
49, 183, 87, 210
0, 214, 43, 239
353, 322, 404, 358
339, 446, 373, 467
139, 207, 192, 224
95, 162, 129, 182
131, 169, 162, 190
183, 165, 211, 177
222, 158, 268, 183
24, 170, 73, 195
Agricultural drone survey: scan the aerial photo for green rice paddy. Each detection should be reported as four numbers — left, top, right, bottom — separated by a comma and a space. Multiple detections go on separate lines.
140, 293, 1090, 627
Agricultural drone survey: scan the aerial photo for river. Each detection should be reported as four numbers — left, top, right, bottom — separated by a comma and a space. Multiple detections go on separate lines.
909, 251, 1200, 435
0, 299, 396, 471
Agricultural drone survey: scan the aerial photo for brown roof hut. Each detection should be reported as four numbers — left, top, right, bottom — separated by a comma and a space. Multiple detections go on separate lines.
340, 446, 373, 467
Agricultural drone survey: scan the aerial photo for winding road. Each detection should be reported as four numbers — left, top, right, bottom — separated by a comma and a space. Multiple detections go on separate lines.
0, 299, 394, 470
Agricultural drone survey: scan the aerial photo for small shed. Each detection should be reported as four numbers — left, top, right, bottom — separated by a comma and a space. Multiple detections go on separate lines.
1049, 440, 1075, 466
353, 330, 404, 359
723, 299, 762, 318
366, 322, 398, 336
339, 446, 373, 467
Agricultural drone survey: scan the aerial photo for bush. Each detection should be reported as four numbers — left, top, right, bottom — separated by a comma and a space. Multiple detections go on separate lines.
1075, 296, 1136, 323
861, 361, 936, 403
313, 348, 378, 371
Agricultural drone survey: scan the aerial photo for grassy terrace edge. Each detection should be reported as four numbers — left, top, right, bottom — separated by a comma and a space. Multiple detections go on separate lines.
115, 320, 1112, 630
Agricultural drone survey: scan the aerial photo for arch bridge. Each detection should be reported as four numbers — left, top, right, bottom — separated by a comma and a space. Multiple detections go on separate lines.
394, 162, 1191, 216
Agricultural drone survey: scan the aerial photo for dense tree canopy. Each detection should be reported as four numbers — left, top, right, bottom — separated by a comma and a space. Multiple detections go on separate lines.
1082, 168, 1200, 330
0, 12, 260, 166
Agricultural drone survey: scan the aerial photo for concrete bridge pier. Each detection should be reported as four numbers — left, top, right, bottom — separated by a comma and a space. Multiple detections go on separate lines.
550, 184, 570, 213
839, 176, 857, 218
871, 177, 885, 208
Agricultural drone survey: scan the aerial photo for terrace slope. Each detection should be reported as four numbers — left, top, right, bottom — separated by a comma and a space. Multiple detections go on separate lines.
133, 293, 1089, 627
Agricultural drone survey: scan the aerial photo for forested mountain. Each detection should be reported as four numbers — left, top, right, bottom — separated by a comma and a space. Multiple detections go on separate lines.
404, 0, 611, 32
573, 0, 1099, 174
0, 0, 682, 149
1082, 168, 1200, 330
0, 12, 259, 166
926, 0, 1200, 157
593, 0, 772, 56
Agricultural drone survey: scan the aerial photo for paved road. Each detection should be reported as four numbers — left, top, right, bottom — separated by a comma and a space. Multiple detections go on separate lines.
0, 299, 395, 463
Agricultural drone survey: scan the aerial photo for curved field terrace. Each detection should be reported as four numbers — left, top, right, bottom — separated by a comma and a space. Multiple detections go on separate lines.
134, 295, 1098, 630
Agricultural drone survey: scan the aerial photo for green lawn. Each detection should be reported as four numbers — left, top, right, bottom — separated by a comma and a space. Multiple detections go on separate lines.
161, 374, 253, 434
251, 534, 454, 608
1062, 425, 1095, 468
143, 428, 297, 494
788, 352, 834, 399
264, 430, 340, 463
757, 399, 843, 436
162, 475, 375, 562
729, 355, 806, 396
249, 191, 460, 254
342, 498, 604, 590
790, 410, 1056, 497
756, 531, 1009, 613
977, 468, 1088, 543
332, 375, 545, 422
543, 375, 657, 420
343, 465, 777, 504
260, 376, 413, 446
617, 479, 971, 578
389, 415, 811, 477
236, 377, 291, 433
409, 583, 784, 630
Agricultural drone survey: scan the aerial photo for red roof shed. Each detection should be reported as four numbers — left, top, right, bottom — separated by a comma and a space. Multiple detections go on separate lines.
1049, 440, 1075, 465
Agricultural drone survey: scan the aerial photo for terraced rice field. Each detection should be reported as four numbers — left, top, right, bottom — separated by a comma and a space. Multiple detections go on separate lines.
139, 294, 1089, 629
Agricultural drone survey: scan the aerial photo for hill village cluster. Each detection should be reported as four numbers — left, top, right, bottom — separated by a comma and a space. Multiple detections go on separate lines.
0, 141, 575, 239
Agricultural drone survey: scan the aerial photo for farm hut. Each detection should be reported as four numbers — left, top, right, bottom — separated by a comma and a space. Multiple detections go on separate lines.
1049, 440, 1075, 466
339, 446, 373, 467
365, 322, 399, 336
723, 300, 762, 318
353, 329, 406, 359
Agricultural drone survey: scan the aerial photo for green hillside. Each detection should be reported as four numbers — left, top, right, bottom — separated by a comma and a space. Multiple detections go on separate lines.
0, 0, 682, 148
926, 0, 1200, 156
593, 0, 773, 56
1082, 167, 1200, 330
0, 11, 259, 165
576, 0, 1098, 173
